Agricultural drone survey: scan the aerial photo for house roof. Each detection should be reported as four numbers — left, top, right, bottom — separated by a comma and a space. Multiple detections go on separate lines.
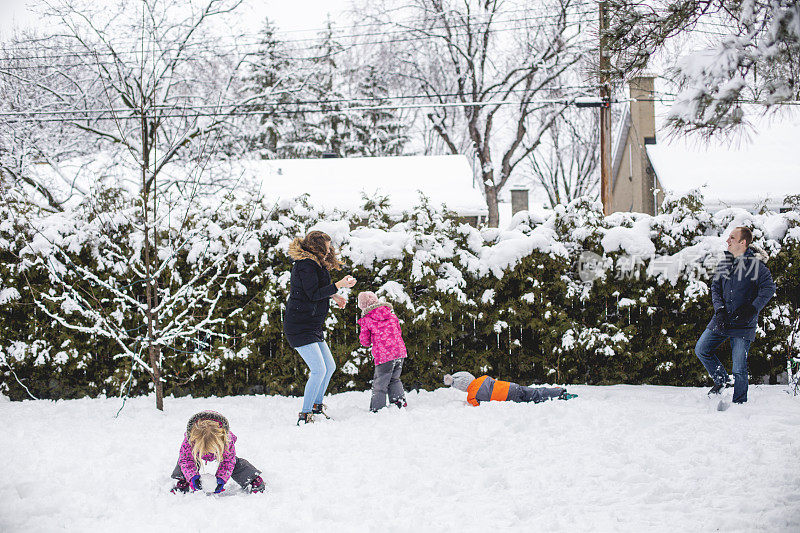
26, 153, 488, 217
646, 109, 800, 210
240, 155, 487, 217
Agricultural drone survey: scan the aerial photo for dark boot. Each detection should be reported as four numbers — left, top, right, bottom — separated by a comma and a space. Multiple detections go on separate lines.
248, 476, 266, 494
392, 398, 407, 409
297, 412, 314, 425
557, 390, 578, 400
312, 403, 330, 419
707, 382, 732, 396
171, 479, 190, 494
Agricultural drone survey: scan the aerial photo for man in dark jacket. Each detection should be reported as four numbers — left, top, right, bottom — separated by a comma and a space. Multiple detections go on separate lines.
695, 227, 776, 403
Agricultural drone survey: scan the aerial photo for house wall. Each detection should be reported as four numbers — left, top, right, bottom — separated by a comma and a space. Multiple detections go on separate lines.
611, 77, 658, 215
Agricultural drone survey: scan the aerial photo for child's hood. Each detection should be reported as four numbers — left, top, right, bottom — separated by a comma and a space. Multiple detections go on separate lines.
186, 410, 230, 434
358, 303, 395, 323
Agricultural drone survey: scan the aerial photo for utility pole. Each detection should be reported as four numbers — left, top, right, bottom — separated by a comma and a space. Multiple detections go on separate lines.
598, 0, 613, 215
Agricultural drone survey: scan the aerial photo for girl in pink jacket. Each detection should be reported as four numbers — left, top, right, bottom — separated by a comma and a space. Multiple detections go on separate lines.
357, 291, 408, 412
170, 411, 265, 494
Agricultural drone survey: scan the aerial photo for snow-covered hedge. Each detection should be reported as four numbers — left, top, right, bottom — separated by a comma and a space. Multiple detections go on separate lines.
1, 188, 799, 400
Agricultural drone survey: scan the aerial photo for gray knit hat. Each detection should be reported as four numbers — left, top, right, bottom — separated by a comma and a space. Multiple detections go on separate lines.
443, 371, 476, 392
186, 410, 230, 434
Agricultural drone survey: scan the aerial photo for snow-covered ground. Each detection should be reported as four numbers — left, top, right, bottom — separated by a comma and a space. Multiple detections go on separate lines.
2, 385, 799, 532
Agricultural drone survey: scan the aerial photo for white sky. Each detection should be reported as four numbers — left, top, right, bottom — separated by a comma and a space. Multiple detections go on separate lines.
0, 0, 31, 38
0, 0, 352, 39
236, 0, 352, 34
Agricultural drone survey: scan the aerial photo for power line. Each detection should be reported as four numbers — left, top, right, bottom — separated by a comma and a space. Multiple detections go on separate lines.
251, 9, 599, 45
0, 9, 600, 63
0, 26, 595, 70
0, 26, 598, 73
0, 96, 603, 123
3, 1, 604, 51
1, 11, 594, 57
260, 0, 604, 37
0, 1, 762, 67
0, 84, 602, 117
4, 96, 797, 124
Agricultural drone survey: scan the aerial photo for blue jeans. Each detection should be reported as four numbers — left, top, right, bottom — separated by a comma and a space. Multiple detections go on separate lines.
695, 328, 752, 403
295, 341, 336, 413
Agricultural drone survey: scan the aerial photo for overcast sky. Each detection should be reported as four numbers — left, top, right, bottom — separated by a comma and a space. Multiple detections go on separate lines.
0, 0, 351, 39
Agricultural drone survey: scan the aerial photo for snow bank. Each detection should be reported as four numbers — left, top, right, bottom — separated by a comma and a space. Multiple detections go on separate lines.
1, 387, 798, 532
377, 280, 414, 310
601, 222, 656, 257
647, 236, 725, 285
343, 227, 413, 269
473, 227, 569, 278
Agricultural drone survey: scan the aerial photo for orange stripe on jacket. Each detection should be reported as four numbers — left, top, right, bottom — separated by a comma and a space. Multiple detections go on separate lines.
466, 376, 487, 406
491, 380, 511, 401
466, 375, 512, 406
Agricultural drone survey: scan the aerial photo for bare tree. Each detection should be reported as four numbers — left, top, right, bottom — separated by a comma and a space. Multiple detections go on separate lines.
527, 110, 599, 207
0, 0, 272, 410
366, 0, 589, 226
21, 192, 260, 410
0, 36, 101, 210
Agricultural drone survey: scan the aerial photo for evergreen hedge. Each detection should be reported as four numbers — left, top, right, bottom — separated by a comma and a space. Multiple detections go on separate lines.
1, 189, 798, 401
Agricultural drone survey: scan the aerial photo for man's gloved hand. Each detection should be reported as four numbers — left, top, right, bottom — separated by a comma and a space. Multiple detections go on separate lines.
214, 477, 226, 494
189, 475, 202, 492
730, 302, 756, 325
711, 308, 729, 333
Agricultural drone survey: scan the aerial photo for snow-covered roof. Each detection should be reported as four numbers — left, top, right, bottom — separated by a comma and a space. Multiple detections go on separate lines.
646, 110, 800, 211
241, 155, 487, 217
25, 153, 488, 217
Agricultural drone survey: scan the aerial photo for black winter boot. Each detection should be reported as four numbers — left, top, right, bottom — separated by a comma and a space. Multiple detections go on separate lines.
707, 382, 732, 396
312, 403, 330, 419
297, 412, 314, 425
392, 398, 407, 409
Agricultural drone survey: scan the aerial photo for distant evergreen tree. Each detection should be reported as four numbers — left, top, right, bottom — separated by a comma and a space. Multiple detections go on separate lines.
282, 20, 355, 158
351, 65, 407, 156
241, 19, 294, 158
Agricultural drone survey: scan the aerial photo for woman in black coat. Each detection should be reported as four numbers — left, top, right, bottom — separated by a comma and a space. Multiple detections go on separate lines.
284, 231, 356, 424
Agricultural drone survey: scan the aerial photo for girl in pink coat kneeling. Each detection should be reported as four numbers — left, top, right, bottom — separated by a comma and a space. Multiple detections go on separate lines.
170, 411, 265, 494
357, 291, 408, 412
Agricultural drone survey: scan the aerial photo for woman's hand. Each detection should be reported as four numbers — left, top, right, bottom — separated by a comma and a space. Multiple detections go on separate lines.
331, 294, 347, 309
335, 275, 356, 290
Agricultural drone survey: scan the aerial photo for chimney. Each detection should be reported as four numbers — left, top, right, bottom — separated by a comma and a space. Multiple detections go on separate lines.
511, 189, 529, 216
630, 76, 657, 214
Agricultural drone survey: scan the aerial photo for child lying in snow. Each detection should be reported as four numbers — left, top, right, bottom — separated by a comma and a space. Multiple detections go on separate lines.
443, 372, 576, 406
171, 411, 265, 494
357, 291, 408, 412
